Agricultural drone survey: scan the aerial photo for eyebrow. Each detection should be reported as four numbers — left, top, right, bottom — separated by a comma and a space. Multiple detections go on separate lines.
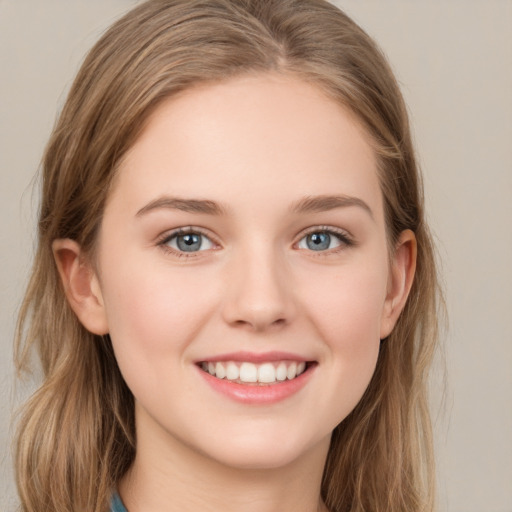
136, 196, 227, 217
135, 194, 373, 219
290, 194, 374, 219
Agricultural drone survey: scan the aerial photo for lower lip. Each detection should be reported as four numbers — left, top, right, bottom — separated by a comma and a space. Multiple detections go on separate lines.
197, 365, 316, 405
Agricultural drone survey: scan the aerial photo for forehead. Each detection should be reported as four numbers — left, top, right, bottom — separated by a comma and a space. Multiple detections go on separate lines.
109, 73, 383, 220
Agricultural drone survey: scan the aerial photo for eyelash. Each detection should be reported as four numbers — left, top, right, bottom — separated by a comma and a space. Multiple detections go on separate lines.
156, 225, 355, 258
156, 227, 218, 258
295, 226, 355, 254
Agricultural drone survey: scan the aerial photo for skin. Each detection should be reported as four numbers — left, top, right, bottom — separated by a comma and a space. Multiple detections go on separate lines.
54, 73, 416, 512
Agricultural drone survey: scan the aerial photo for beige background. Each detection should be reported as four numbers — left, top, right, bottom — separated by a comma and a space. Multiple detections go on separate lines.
1, 1, 511, 511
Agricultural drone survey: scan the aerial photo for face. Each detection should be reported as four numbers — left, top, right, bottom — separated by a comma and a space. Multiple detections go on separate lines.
88, 73, 409, 470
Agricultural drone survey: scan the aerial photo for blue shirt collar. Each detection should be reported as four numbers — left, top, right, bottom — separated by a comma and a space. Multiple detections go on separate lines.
111, 492, 128, 512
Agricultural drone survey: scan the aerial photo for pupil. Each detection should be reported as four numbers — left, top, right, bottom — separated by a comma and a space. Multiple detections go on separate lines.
307, 232, 330, 251
183, 235, 197, 245
177, 233, 201, 251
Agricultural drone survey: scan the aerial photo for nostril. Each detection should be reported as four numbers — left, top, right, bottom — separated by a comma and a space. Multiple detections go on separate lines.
221, 273, 294, 331
229, 314, 287, 332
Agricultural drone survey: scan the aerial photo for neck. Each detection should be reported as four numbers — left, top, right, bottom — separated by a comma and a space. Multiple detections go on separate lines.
119, 411, 331, 512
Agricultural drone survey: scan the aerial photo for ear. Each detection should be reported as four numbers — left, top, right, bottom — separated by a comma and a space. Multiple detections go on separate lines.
52, 239, 109, 335
380, 229, 417, 339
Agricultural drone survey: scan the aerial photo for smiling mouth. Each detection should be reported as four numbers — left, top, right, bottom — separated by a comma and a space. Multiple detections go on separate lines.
198, 360, 314, 385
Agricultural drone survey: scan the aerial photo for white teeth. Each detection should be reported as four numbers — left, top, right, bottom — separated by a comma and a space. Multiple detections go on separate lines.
215, 362, 226, 379
287, 362, 297, 380
276, 362, 287, 381
258, 363, 276, 383
201, 360, 309, 383
226, 361, 239, 380
239, 362, 258, 382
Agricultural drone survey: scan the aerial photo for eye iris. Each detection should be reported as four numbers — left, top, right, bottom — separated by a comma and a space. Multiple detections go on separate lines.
177, 233, 202, 252
307, 232, 330, 251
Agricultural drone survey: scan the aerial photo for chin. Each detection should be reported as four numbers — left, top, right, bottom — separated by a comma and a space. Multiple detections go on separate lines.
195, 430, 330, 471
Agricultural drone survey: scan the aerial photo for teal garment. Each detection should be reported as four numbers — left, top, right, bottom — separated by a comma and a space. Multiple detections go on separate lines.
111, 493, 128, 512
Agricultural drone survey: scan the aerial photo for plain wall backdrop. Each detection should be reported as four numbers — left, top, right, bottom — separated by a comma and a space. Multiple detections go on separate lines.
1, 1, 511, 511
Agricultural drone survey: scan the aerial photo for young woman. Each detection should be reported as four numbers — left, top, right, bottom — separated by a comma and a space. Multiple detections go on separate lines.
14, 1, 442, 511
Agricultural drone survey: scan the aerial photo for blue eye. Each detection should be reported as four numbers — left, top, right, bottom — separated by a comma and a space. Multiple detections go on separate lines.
297, 230, 349, 251
163, 231, 215, 253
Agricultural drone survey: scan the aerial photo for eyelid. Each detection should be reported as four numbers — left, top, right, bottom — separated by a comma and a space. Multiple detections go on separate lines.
156, 226, 220, 256
154, 225, 354, 257
294, 225, 355, 250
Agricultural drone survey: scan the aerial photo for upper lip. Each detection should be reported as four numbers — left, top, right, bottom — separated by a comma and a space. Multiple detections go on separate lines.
195, 351, 314, 364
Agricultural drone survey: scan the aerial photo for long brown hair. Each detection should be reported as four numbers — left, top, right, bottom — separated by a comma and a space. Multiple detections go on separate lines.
15, 1, 443, 510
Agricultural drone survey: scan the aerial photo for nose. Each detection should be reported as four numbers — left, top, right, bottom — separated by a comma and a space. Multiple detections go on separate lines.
221, 246, 295, 332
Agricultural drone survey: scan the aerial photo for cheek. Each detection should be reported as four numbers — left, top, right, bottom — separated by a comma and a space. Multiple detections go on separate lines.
99, 256, 219, 372
302, 259, 388, 346
297, 256, 388, 414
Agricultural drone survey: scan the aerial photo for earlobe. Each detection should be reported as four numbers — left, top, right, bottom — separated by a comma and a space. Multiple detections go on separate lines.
380, 229, 417, 339
52, 239, 109, 335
